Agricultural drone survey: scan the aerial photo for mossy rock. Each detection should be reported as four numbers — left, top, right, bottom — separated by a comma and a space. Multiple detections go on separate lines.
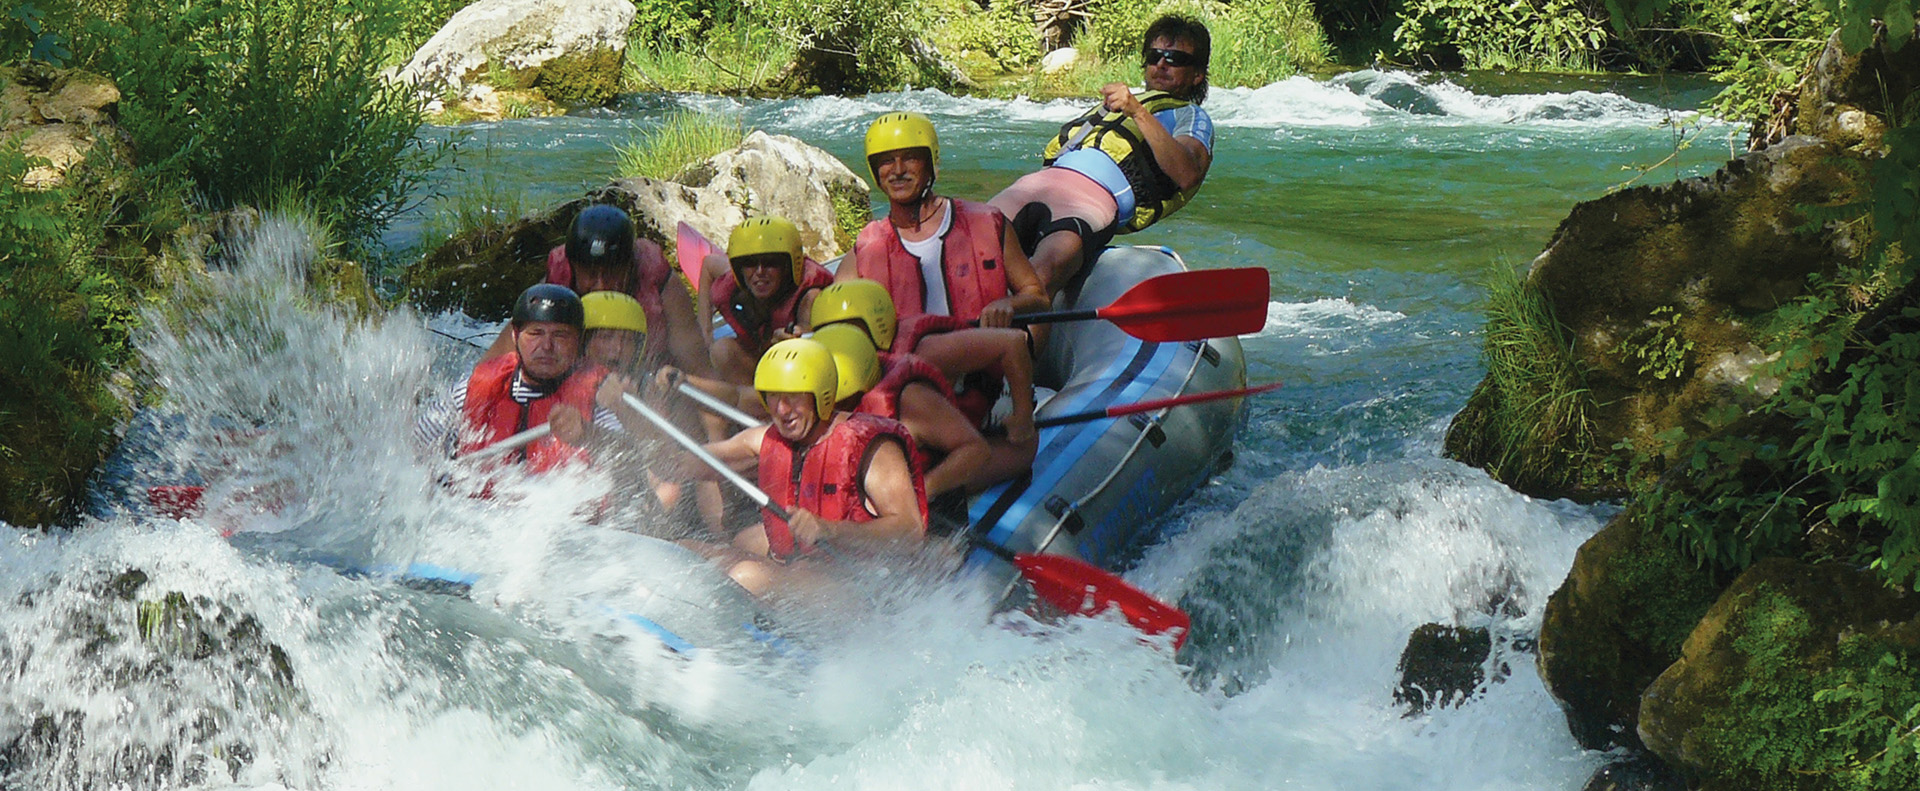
1448, 135, 1869, 500
533, 48, 622, 107
1537, 507, 1727, 750
1638, 558, 1920, 790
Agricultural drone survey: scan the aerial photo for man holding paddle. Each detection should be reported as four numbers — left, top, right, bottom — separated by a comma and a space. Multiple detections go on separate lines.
602, 339, 928, 599
415, 284, 623, 467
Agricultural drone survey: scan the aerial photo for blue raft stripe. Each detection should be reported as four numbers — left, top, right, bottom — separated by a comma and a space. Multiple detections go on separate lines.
596, 604, 700, 655
966, 336, 1160, 530
966, 338, 1181, 566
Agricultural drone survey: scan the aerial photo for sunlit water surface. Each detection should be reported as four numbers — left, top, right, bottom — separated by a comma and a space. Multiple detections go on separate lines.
5, 70, 1735, 789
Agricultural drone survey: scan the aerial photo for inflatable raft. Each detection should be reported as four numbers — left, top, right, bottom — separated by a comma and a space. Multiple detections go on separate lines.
962, 244, 1248, 597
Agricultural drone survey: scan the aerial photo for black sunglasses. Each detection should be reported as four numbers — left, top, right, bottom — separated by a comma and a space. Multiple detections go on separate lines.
1145, 47, 1198, 68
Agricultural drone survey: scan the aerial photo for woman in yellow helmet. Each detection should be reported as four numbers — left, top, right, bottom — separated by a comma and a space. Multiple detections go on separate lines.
706, 216, 837, 387
581, 290, 650, 378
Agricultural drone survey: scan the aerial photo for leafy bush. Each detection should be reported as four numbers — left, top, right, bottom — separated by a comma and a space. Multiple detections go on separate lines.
939, 0, 1040, 70
1081, 0, 1324, 88
613, 109, 746, 182
0, 137, 147, 526
1393, 0, 1609, 71
97, 0, 440, 250
623, 23, 795, 93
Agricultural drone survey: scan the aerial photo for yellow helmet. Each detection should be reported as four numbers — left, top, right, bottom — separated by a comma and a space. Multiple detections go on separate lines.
729, 216, 805, 286
864, 112, 939, 182
755, 338, 839, 419
810, 278, 897, 350
810, 323, 882, 403
581, 291, 648, 334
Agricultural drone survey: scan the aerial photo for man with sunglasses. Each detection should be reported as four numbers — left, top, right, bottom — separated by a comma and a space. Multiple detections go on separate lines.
989, 14, 1215, 295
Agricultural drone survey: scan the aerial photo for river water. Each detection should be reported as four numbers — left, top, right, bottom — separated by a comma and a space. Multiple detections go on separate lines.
4, 71, 1737, 789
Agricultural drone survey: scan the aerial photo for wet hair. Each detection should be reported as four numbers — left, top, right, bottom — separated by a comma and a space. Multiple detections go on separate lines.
1142, 14, 1210, 104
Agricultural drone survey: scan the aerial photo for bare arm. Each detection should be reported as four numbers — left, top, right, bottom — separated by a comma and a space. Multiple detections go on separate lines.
898, 383, 989, 497
977, 224, 1052, 327
834, 246, 862, 281
659, 273, 715, 377
1101, 83, 1212, 191
911, 327, 1035, 443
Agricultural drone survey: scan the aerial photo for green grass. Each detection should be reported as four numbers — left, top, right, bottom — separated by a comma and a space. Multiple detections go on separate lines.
1455, 261, 1599, 495
613, 109, 747, 182
420, 137, 531, 252
621, 25, 795, 94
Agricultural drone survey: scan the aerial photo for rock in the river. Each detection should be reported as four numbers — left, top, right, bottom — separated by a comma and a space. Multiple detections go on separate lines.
1536, 508, 1726, 750
407, 131, 869, 319
1446, 136, 1869, 499
1581, 751, 1686, 791
1394, 624, 1490, 715
1637, 558, 1920, 789
394, 0, 632, 107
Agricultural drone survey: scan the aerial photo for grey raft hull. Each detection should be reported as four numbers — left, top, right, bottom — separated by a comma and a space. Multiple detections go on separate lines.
962, 244, 1250, 595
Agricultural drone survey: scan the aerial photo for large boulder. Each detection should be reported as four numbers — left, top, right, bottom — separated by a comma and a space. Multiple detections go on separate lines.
1536, 508, 1726, 750
1754, 29, 1920, 152
407, 131, 869, 319
1446, 135, 1869, 499
1638, 559, 1920, 789
394, 0, 632, 107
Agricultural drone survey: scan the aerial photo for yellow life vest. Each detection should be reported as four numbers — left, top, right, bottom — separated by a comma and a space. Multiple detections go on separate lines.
1042, 90, 1199, 234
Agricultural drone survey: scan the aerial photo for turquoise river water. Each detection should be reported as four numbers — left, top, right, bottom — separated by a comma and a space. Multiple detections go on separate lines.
3, 70, 1738, 790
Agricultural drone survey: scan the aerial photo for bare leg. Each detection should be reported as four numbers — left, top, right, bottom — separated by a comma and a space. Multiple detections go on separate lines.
710, 337, 757, 386
1028, 230, 1087, 297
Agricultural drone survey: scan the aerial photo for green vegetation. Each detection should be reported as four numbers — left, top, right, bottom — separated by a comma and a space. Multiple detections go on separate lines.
1447, 262, 1600, 496
613, 109, 747, 182
96, 0, 440, 251
1394, 0, 1607, 71
420, 137, 533, 253
1687, 585, 1920, 789
1078, 0, 1327, 87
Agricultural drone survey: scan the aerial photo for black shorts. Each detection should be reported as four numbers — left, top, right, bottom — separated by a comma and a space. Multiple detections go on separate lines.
1008, 201, 1116, 269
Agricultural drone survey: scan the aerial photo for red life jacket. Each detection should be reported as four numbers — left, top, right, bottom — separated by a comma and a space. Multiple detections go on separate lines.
709, 258, 835, 356
893, 314, 1004, 428
853, 198, 1009, 324
861, 352, 954, 471
547, 240, 675, 370
459, 354, 610, 473
757, 413, 929, 558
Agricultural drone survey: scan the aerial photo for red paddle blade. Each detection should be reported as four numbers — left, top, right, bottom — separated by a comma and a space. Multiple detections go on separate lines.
149, 485, 206, 519
1098, 267, 1270, 342
1013, 554, 1191, 649
675, 221, 717, 293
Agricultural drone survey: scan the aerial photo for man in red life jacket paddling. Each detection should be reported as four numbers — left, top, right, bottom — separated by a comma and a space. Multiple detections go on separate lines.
581, 291, 725, 525
809, 280, 1038, 483
414, 284, 623, 466
837, 112, 1049, 329
604, 339, 927, 599
480, 204, 712, 378
708, 216, 836, 387
987, 15, 1215, 296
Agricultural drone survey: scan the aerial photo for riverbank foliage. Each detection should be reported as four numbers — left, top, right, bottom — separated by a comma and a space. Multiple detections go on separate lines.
614, 109, 746, 181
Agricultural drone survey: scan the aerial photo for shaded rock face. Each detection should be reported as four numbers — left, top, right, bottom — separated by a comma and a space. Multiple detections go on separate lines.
1, 64, 121, 187
408, 131, 869, 320
1636, 559, 1920, 789
0, 570, 307, 789
1581, 751, 1687, 791
1447, 135, 1868, 499
1395, 624, 1493, 714
1536, 509, 1726, 750
394, 0, 632, 106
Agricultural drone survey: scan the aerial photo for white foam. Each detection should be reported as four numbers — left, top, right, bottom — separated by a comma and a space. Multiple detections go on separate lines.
1260, 298, 1408, 337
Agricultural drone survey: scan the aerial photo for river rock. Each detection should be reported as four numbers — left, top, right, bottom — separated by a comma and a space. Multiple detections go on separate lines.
1041, 47, 1080, 75
1394, 623, 1490, 715
1637, 558, 1920, 787
1536, 508, 1726, 750
394, 0, 632, 106
1580, 751, 1686, 791
37, 70, 119, 125
407, 131, 869, 319
1445, 135, 1869, 500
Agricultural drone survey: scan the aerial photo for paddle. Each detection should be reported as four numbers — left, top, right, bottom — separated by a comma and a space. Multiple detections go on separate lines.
618, 391, 1189, 646
674, 381, 763, 429
1010, 267, 1270, 342
1034, 381, 1284, 429
461, 423, 554, 462
675, 221, 718, 293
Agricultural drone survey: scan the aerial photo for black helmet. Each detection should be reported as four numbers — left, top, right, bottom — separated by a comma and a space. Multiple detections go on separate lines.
511, 284, 585, 329
566, 204, 635, 271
